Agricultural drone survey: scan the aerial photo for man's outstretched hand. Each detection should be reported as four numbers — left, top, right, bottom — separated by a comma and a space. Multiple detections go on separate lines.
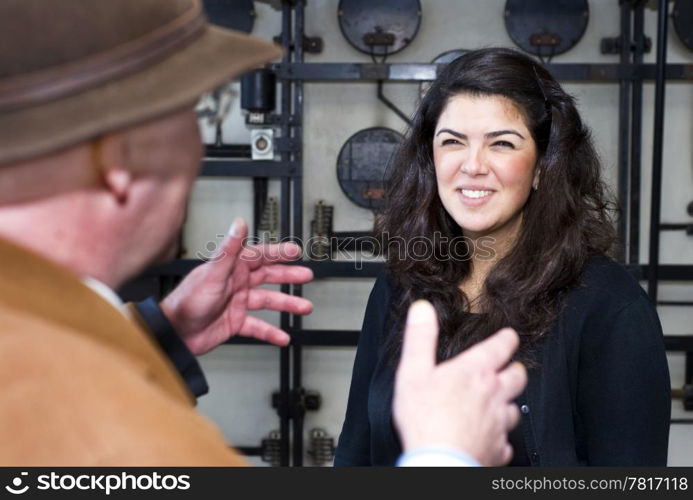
393, 300, 527, 466
160, 218, 314, 355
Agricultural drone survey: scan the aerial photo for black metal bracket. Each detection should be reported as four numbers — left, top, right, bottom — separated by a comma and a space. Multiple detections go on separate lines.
141, 259, 693, 282
364, 30, 396, 48
252, 113, 302, 126
659, 223, 693, 235
272, 62, 693, 82
275, 137, 301, 153
303, 36, 324, 53
376, 80, 412, 126
683, 384, 693, 411
200, 159, 298, 177
601, 35, 652, 54
619, 0, 650, 8
205, 144, 252, 158
684, 353, 693, 411
272, 388, 321, 419
330, 231, 382, 254
273, 34, 323, 53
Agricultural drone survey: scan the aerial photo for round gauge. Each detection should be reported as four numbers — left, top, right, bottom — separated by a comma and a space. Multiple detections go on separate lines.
673, 0, 693, 51
504, 0, 589, 58
203, 0, 255, 33
336, 127, 404, 210
337, 0, 422, 57
420, 49, 469, 98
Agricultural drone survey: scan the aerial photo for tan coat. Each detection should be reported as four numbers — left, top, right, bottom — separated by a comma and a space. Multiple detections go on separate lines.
0, 237, 246, 465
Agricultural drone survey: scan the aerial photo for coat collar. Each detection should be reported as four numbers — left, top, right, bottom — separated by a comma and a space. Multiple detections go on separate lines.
0, 236, 193, 405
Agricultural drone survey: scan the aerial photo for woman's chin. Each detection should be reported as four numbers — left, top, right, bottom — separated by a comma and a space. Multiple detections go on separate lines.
456, 220, 495, 239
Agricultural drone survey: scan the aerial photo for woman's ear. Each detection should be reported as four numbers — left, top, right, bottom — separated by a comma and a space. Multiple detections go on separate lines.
532, 168, 541, 191
92, 133, 132, 203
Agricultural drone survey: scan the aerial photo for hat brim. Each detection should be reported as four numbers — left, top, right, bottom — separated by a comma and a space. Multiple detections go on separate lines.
0, 26, 282, 164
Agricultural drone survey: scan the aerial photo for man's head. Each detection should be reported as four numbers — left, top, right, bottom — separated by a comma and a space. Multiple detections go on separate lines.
0, 108, 203, 285
0, 0, 281, 286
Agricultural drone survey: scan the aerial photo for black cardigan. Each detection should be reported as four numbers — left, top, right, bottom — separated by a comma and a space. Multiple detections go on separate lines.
334, 256, 671, 466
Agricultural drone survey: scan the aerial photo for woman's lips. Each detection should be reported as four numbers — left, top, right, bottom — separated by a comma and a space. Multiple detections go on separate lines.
457, 188, 495, 206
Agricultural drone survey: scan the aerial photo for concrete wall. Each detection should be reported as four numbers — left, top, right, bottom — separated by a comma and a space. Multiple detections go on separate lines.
187, 0, 693, 466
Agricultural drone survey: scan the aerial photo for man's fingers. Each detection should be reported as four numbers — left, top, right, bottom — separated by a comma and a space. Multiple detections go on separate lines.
398, 300, 439, 379
497, 361, 527, 401
240, 243, 303, 271
249, 264, 314, 287
238, 315, 291, 346
204, 217, 248, 279
500, 443, 514, 466
462, 327, 520, 372
247, 289, 313, 315
506, 403, 521, 431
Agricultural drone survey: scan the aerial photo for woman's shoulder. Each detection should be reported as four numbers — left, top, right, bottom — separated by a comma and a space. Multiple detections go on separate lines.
573, 254, 649, 308
369, 269, 397, 303
358, 269, 400, 348
556, 254, 661, 347
362, 269, 396, 323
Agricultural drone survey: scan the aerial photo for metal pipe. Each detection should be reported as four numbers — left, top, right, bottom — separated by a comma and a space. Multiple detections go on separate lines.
253, 178, 268, 238
659, 223, 691, 231
272, 62, 693, 82
629, 3, 645, 266
377, 81, 413, 126
647, 0, 669, 302
616, 0, 632, 263
278, 0, 293, 467
291, 0, 306, 468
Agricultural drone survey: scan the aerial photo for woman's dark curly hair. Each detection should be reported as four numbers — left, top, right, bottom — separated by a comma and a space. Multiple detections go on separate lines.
378, 48, 617, 364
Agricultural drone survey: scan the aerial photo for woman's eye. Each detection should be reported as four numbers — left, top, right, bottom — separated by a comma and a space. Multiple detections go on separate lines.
441, 138, 461, 146
492, 140, 515, 149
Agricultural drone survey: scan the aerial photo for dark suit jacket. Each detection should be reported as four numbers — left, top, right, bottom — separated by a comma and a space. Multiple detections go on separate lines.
335, 256, 671, 466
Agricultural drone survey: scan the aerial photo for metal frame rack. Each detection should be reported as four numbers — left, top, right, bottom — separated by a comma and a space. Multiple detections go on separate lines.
126, 0, 693, 465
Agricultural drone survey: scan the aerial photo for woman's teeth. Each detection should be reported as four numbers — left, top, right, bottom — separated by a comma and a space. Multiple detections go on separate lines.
461, 189, 493, 198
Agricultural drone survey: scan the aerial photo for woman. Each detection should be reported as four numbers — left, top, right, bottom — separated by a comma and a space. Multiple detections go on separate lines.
335, 48, 670, 466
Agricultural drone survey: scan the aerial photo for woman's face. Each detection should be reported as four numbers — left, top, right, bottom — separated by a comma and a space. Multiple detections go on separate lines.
432, 93, 539, 244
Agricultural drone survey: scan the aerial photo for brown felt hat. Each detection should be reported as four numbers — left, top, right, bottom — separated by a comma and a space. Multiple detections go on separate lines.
0, 0, 282, 165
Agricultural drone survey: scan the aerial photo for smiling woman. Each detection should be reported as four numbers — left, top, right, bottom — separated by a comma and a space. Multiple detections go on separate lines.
433, 94, 539, 243
335, 48, 671, 466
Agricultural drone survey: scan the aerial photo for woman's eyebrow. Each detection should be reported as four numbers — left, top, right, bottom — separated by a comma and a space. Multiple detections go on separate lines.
485, 129, 525, 140
435, 128, 525, 140
435, 128, 466, 139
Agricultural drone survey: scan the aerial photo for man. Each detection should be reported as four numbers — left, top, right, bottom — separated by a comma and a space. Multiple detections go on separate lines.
0, 0, 525, 466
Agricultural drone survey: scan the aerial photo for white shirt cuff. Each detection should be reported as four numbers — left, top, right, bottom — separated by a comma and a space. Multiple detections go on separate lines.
396, 447, 480, 467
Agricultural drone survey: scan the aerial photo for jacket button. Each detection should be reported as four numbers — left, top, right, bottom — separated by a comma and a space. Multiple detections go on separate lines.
520, 405, 530, 414
531, 452, 539, 462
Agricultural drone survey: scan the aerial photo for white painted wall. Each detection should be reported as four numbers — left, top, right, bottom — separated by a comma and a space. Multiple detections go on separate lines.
188, 0, 693, 466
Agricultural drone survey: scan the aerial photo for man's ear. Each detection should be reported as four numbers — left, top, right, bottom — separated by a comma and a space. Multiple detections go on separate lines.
92, 133, 132, 203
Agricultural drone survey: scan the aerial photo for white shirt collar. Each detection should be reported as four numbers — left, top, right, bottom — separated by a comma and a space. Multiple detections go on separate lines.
81, 275, 129, 317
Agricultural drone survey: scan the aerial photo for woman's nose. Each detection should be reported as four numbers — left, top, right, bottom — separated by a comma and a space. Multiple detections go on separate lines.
460, 147, 489, 176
